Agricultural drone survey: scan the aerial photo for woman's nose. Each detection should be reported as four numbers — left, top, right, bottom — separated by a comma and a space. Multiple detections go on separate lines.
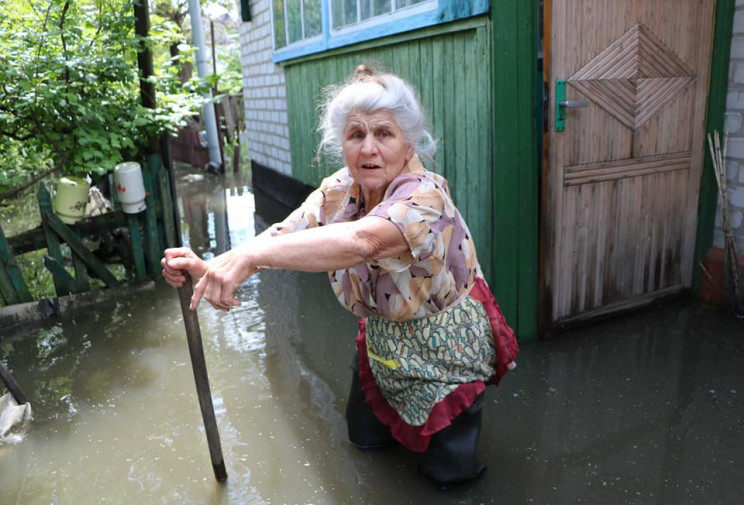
361, 135, 377, 155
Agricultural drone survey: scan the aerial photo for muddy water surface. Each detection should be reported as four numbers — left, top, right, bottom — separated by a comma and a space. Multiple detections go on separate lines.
1, 166, 743, 504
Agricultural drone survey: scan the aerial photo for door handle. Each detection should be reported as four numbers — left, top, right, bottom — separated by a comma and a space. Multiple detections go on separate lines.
559, 100, 589, 108
555, 79, 588, 132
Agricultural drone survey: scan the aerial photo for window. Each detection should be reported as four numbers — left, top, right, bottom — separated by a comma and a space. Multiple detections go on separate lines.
270, 0, 489, 62
331, 0, 430, 31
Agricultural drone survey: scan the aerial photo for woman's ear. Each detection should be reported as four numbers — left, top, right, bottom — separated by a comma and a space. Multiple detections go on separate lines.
406, 143, 414, 162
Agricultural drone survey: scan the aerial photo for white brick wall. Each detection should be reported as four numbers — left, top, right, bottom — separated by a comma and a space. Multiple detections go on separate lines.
238, 0, 292, 176
721, 4, 744, 251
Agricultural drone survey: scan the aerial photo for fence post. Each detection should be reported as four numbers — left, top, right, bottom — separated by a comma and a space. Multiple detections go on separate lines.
128, 214, 148, 281
0, 224, 32, 304
141, 160, 161, 275
38, 183, 69, 296
158, 166, 178, 249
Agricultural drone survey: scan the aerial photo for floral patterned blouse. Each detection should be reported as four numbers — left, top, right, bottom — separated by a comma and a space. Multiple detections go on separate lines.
267, 156, 483, 322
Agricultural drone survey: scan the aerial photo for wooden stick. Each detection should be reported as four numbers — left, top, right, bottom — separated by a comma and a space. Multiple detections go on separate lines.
177, 278, 228, 482
0, 361, 29, 405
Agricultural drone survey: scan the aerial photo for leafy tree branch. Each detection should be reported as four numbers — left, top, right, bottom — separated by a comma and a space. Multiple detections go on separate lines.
0, 0, 207, 193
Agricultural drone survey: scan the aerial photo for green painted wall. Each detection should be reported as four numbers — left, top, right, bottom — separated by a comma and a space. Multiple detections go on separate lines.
283, 10, 538, 339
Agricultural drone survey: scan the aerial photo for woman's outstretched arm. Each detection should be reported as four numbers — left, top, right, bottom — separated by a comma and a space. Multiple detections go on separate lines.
162, 215, 407, 312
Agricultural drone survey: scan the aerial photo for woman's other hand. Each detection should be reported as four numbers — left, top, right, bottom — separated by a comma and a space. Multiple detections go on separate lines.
190, 246, 259, 312
161, 247, 207, 289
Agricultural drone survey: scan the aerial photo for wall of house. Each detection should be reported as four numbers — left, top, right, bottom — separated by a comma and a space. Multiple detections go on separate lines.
235, 4, 538, 338
283, 17, 497, 291
721, 0, 744, 252
238, 0, 292, 175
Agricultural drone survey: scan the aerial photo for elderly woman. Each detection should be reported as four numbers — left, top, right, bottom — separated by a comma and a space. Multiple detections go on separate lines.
162, 67, 518, 486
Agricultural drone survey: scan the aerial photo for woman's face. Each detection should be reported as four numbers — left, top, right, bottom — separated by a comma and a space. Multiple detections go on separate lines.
343, 109, 414, 203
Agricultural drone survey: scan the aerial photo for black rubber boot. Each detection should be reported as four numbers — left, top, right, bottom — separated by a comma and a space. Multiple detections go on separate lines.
417, 392, 487, 487
346, 353, 396, 450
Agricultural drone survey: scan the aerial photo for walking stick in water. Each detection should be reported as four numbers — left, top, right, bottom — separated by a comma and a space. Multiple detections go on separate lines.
176, 278, 228, 482
162, 138, 226, 481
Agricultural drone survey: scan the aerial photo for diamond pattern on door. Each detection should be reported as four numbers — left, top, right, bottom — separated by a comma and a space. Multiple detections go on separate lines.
568, 23, 696, 131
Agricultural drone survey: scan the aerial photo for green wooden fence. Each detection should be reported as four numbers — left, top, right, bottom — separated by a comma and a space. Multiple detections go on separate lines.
0, 154, 178, 307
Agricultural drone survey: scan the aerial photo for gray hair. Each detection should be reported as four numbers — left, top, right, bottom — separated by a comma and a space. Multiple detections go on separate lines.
318, 68, 436, 162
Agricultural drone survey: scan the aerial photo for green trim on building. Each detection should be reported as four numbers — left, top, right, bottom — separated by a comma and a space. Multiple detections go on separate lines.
693, 0, 736, 294
491, 1, 539, 340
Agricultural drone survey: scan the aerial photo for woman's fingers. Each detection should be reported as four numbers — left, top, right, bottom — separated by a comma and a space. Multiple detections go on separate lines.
161, 256, 187, 287
164, 246, 253, 312
189, 265, 243, 312
161, 255, 191, 286
190, 276, 208, 310
161, 248, 208, 288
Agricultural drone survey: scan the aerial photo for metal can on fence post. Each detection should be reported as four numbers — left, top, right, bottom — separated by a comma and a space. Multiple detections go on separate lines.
114, 162, 147, 214
53, 176, 90, 224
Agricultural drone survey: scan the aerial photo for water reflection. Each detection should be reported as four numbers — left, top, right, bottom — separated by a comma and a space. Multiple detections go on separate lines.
1, 165, 743, 504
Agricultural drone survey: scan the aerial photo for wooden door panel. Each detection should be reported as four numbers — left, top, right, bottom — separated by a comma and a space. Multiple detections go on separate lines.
545, 0, 715, 324
554, 170, 690, 318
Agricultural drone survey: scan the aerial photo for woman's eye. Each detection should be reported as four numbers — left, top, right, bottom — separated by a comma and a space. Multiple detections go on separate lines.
350, 131, 363, 139
378, 130, 390, 138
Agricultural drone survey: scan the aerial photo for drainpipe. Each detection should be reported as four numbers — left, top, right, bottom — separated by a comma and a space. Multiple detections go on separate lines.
187, 0, 223, 170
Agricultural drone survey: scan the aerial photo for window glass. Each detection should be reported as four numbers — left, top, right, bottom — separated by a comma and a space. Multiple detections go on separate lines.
371, 0, 390, 19
305, 0, 322, 38
332, 0, 357, 27
333, 0, 431, 30
274, 0, 322, 48
287, 0, 302, 44
273, 0, 287, 48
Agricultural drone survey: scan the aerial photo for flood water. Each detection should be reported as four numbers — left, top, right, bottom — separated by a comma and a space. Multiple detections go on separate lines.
1, 165, 743, 504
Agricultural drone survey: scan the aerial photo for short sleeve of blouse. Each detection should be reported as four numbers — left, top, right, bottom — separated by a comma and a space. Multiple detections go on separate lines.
267, 188, 324, 236
368, 173, 453, 270
267, 168, 354, 236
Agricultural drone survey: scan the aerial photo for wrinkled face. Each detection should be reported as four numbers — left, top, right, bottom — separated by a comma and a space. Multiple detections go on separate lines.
342, 109, 414, 203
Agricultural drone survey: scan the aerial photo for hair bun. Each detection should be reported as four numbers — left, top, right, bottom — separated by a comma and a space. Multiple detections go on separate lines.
355, 64, 373, 77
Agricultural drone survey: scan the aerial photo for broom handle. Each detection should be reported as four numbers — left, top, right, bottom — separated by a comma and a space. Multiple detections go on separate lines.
177, 278, 228, 482
707, 132, 729, 231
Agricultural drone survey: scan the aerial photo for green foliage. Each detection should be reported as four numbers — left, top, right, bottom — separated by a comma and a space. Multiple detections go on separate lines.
0, 0, 205, 189
0, 142, 54, 192
15, 250, 56, 302
215, 46, 244, 94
